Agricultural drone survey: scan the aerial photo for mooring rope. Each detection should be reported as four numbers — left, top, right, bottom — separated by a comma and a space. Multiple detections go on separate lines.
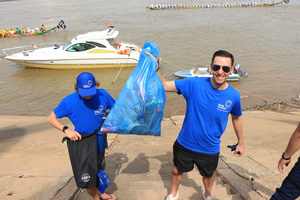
111, 56, 130, 84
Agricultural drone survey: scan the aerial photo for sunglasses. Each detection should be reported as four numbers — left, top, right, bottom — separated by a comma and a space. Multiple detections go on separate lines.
212, 65, 231, 73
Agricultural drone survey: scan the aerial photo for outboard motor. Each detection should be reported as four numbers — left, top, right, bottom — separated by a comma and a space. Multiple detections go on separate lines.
234, 64, 248, 78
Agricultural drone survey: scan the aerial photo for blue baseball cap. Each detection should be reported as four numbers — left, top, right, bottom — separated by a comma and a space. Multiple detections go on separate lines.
76, 72, 96, 97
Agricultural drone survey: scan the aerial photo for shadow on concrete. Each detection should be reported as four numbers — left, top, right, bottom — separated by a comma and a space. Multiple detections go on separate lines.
121, 153, 149, 174
113, 151, 205, 199
0, 118, 70, 156
105, 152, 129, 193
0, 127, 27, 142
153, 152, 204, 197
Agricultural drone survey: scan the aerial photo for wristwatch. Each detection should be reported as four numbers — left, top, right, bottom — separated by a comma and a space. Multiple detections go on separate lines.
282, 152, 291, 160
62, 126, 69, 133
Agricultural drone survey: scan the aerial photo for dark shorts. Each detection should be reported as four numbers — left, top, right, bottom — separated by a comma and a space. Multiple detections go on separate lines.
67, 133, 105, 188
173, 140, 219, 178
270, 157, 300, 200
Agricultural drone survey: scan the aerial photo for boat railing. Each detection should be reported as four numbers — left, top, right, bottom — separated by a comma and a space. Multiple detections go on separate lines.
2, 43, 65, 56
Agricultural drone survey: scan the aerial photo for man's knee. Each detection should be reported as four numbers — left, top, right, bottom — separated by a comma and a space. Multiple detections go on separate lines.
172, 165, 182, 175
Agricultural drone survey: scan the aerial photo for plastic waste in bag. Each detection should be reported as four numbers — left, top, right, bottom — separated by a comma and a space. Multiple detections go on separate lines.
100, 41, 165, 136
96, 169, 111, 194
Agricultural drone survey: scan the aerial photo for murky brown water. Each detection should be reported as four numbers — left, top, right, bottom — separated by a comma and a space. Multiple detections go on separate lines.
0, 0, 299, 117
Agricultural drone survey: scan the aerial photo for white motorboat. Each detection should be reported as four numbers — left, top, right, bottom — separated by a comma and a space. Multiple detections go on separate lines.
174, 64, 247, 81
2, 25, 141, 69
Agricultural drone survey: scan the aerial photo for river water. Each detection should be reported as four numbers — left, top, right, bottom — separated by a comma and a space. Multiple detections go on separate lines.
0, 0, 299, 117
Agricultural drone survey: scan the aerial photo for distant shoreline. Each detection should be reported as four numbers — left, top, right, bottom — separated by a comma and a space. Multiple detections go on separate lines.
163, 95, 300, 117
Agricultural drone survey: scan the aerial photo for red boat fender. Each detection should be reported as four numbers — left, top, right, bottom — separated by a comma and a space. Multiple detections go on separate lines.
117, 49, 130, 55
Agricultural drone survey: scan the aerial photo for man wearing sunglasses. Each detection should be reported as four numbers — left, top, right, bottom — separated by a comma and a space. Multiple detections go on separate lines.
156, 50, 244, 200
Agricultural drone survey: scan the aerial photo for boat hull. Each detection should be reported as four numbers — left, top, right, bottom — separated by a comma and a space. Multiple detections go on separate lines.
4, 44, 140, 69
6, 58, 138, 69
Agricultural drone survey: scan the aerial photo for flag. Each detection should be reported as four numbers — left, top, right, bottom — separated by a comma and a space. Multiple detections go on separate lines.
58, 20, 66, 29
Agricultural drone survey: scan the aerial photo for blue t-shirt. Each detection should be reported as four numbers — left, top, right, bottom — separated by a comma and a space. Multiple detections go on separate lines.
175, 77, 242, 154
54, 89, 115, 154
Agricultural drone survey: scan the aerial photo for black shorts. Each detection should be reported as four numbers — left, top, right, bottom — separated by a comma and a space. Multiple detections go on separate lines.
67, 133, 105, 188
173, 140, 219, 178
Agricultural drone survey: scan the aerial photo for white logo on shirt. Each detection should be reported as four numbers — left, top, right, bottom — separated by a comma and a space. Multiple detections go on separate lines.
217, 100, 232, 112
94, 105, 104, 115
225, 100, 232, 108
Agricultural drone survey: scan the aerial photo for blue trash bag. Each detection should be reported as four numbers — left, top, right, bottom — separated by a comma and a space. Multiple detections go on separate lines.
100, 41, 165, 136
96, 169, 111, 194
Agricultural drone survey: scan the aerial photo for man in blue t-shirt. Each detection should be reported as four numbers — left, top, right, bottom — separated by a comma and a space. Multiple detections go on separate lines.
157, 50, 244, 200
48, 72, 116, 200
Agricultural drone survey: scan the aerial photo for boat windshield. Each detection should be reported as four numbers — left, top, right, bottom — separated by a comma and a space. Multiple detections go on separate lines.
62, 42, 72, 50
193, 68, 201, 74
65, 43, 95, 52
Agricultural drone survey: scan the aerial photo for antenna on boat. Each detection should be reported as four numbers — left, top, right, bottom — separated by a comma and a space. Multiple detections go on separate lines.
0, 57, 5, 68
110, 11, 114, 25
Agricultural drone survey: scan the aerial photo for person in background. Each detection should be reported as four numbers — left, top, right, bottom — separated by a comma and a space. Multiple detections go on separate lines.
270, 122, 300, 200
154, 50, 244, 200
16, 28, 21, 34
0, 29, 5, 37
48, 72, 117, 200
40, 24, 46, 32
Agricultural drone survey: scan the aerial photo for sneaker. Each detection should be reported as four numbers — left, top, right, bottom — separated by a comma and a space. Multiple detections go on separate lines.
203, 193, 214, 200
166, 192, 179, 200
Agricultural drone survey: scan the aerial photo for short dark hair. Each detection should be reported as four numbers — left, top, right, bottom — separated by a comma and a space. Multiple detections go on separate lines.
211, 50, 234, 66
74, 80, 100, 92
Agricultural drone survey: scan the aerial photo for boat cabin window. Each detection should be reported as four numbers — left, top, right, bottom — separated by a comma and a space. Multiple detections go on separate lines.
66, 43, 95, 52
87, 41, 106, 48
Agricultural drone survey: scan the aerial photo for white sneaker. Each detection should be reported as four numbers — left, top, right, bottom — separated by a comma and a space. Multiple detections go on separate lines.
166, 192, 179, 200
203, 193, 214, 200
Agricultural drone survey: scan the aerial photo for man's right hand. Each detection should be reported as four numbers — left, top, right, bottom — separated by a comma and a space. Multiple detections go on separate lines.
65, 129, 82, 141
